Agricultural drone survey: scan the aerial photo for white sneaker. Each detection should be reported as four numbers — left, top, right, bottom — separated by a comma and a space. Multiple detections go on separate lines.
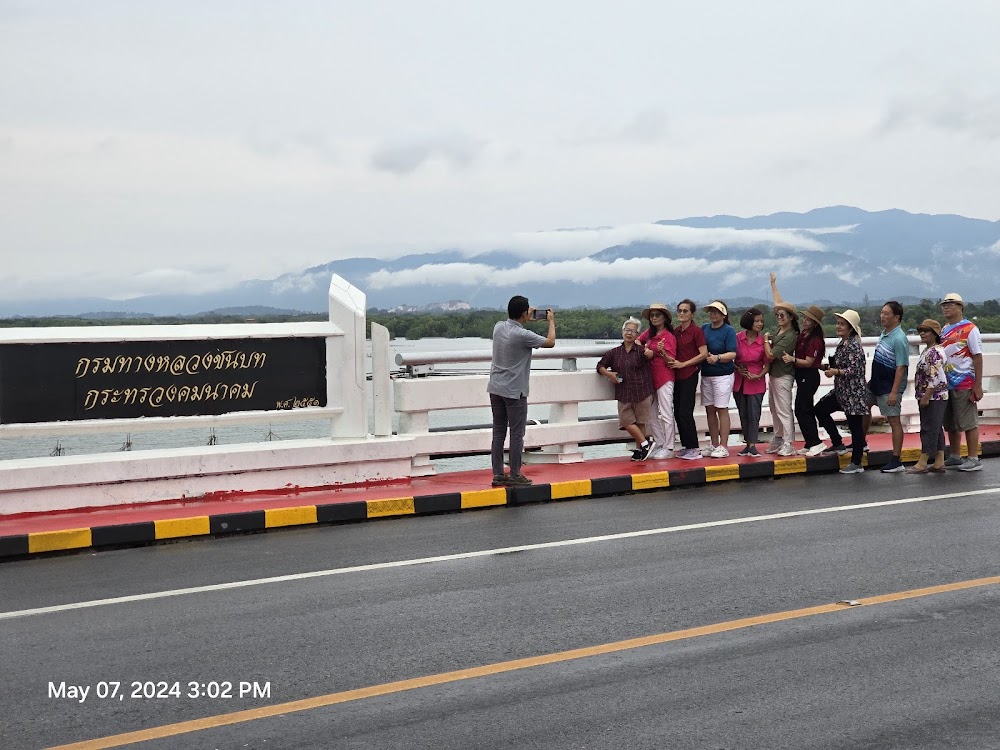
650, 448, 673, 460
701, 446, 715, 457
796, 447, 810, 456
805, 443, 827, 457
710, 445, 730, 458
765, 438, 783, 454
777, 443, 795, 457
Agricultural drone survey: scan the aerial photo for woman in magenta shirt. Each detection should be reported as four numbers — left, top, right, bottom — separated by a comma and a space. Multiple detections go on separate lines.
637, 302, 677, 459
734, 308, 769, 456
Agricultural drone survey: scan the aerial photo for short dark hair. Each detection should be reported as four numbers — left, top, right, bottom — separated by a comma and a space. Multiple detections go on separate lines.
508, 295, 529, 319
884, 300, 903, 319
677, 299, 697, 314
740, 308, 763, 331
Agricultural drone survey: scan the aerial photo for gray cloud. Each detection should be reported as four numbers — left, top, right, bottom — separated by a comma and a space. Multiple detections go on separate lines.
879, 90, 1000, 141
370, 132, 486, 175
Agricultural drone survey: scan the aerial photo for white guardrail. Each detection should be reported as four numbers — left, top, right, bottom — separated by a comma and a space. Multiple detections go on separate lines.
385, 336, 1000, 476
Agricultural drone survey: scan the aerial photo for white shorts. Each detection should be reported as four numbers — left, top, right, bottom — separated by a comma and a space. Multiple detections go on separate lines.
701, 373, 735, 408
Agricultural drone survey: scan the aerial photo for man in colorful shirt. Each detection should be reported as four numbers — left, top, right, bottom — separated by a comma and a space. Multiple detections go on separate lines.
868, 301, 909, 473
939, 292, 984, 471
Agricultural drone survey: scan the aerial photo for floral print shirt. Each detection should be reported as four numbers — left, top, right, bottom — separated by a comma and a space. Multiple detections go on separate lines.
833, 336, 873, 415
914, 344, 949, 401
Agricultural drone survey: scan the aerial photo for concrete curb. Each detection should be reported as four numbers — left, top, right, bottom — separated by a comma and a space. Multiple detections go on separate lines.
2, 441, 997, 561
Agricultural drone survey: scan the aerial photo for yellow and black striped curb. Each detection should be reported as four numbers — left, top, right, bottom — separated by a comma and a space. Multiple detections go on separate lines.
1, 441, 996, 561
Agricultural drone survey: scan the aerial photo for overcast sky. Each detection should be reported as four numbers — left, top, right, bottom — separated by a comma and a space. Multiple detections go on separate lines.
2, 1, 999, 302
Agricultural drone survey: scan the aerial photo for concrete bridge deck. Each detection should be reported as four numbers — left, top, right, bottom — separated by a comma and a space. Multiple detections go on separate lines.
3, 426, 999, 561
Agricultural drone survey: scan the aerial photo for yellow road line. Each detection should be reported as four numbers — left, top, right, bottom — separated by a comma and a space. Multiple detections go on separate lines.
47, 574, 1000, 750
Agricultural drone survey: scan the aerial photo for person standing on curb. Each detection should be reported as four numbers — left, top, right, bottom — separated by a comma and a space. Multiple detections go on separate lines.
700, 300, 738, 458
908, 319, 948, 474
488, 296, 556, 487
939, 292, 984, 472
637, 303, 678, 460
666, 299, 708, 460
826, 309, 872, 474
734, 308, 768, 457
597, 317, 656, 461
868, 301, 910, 473
763, 299, 799, 457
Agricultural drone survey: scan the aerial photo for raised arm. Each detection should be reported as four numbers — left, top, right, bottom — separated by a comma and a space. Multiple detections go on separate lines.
770, 272, 784, 306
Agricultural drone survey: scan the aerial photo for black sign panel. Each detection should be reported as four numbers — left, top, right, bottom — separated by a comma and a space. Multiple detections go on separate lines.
0, 338, 328, 424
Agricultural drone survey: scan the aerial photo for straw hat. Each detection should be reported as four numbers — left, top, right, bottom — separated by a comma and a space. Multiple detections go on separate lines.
916, 318, 942, 336
641, 302, 671, 320
703, 300, 728, 316
834, 309, 862, 337
939, 292, 965, 307
773, 301, 799, 319
801, 305, 825, 326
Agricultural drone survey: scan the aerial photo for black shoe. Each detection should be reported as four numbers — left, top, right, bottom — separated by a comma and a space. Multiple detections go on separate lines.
631, 449, 642, 461
491, 474, 508, 487
636, 440, 654, 461
507, 473, 533, 486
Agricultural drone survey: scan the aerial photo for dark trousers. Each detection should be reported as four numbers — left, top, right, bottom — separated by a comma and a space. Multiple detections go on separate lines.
490, 393, 528, 476
734, 390, 764, 444
846, 414, 866, 466
919, 400, 947, 457
673, 374, 699, 449
794, 368, 821, 447
815, 391, 844, 447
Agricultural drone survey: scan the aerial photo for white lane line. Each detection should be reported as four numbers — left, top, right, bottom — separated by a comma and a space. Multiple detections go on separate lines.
3, 487, 999, 621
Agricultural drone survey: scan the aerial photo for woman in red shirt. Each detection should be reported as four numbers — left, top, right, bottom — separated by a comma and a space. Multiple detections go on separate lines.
637, 302, 677, 459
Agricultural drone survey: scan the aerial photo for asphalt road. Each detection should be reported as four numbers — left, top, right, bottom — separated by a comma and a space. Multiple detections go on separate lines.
3, 466, 1000, 750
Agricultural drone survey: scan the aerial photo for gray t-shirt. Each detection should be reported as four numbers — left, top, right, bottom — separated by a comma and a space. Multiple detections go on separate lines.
487, 319, 547, 399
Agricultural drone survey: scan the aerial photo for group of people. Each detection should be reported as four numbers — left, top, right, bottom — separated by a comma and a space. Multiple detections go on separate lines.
485, 283, 985, 487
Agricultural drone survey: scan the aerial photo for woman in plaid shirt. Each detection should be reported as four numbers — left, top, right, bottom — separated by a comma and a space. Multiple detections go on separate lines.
597, 317, 657, 461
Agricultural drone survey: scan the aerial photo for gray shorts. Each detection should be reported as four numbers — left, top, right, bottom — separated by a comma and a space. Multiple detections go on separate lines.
618, 395, 653, 433
943, 389, 978, 432
876, 392, 902, 418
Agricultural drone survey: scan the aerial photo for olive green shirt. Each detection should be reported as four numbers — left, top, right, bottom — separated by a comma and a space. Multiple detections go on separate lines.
768, 328, 798, 378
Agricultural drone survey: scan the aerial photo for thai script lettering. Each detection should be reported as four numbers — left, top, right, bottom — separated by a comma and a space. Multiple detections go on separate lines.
83, 382, 260, 411
75, 350, 267, 379
275, 397, 322, 409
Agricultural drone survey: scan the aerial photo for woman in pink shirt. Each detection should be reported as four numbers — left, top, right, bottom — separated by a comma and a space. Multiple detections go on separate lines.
637, 302, 678, 459
734, 308, 769, 457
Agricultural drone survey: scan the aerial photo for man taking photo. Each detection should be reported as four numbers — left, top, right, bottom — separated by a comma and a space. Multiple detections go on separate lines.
488, 296, 556, 487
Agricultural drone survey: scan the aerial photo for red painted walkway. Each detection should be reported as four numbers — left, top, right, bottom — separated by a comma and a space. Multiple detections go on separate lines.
3, 427, 998, 540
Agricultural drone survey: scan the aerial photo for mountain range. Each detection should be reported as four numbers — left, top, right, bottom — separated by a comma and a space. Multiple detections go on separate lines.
5, 206, 999, 317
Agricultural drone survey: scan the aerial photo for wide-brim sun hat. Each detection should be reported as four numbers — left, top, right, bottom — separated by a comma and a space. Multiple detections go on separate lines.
773, 301, 799, 318
802, 305, 825, 326
703, 300, 728, 316
939, 292, 965, 306
834, 309, 862, 337
642, 302, 671, 320
917, 318, 942, 336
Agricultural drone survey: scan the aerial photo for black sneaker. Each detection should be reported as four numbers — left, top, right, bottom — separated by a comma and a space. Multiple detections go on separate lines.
636, 440, 654, 461
507, 473, 533, 486
491, 474, 508, 487
881, 458, 905, 473
631, 449, 642, 461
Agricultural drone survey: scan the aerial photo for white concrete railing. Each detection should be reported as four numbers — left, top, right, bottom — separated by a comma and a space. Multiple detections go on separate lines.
390, 338, 1000, 475
0, 276, 416, 515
